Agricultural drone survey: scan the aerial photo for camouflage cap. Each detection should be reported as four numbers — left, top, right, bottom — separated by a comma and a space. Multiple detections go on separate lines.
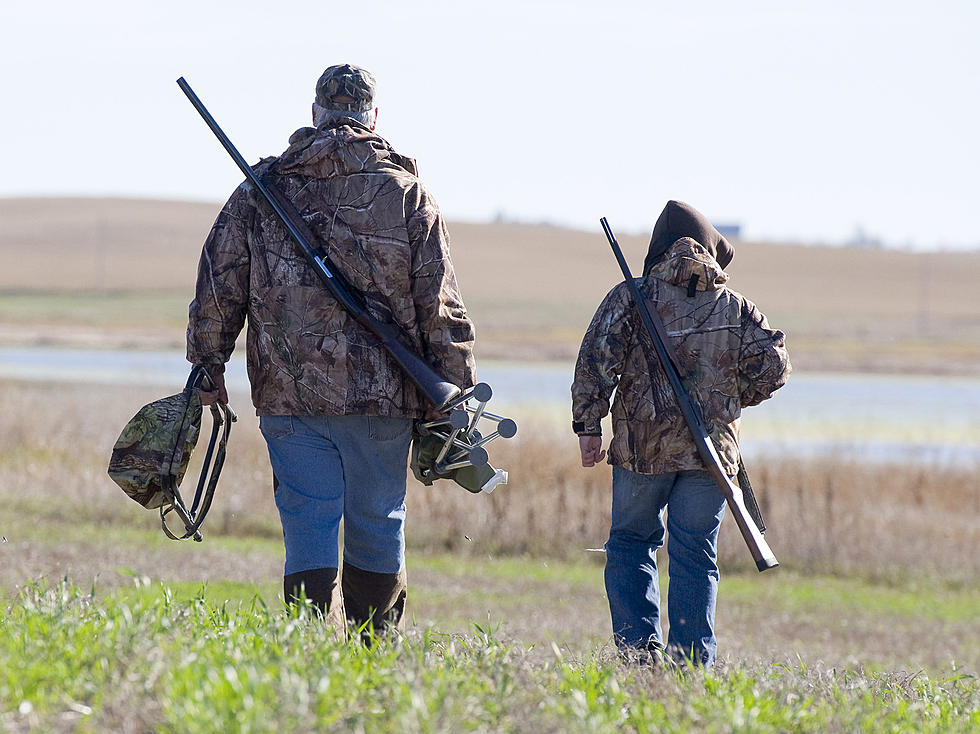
315, 64, 376, 112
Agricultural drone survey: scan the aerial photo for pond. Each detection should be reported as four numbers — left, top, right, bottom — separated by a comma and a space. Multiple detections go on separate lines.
1, 347, 977, 466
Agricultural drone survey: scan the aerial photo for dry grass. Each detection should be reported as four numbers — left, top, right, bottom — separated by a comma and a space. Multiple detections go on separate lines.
2, 197, 980, 372
0, 198, 217, 290
409, 434, 980, 584
1, 378, 976, 589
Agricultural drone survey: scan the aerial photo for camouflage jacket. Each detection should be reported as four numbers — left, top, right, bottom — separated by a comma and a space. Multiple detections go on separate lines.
571, 238, 790, 475
186, 120, 476, 417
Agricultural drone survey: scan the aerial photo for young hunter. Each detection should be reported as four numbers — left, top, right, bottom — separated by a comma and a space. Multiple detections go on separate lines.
186, 64, 476, 636
572, 200, 791, 666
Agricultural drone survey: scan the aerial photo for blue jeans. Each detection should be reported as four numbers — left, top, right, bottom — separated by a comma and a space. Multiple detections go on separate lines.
604, 465, 727, 666
259, 415, 414, 576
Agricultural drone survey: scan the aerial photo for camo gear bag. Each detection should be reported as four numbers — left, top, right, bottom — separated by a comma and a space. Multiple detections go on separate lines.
107, 366, 236, 541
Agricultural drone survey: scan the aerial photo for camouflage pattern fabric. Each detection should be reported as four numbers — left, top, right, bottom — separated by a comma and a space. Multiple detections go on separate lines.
107, 390, 202, 508
187, 118, 476, 418
315, 64, 376, 111
572, 237, 791, 476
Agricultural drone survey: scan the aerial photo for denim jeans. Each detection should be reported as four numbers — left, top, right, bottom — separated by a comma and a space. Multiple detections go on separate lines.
604, 465, 727, 666
259, 415, 414, 576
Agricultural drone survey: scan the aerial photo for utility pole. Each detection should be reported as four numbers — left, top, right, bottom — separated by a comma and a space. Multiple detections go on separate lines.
916, 251, 931, 337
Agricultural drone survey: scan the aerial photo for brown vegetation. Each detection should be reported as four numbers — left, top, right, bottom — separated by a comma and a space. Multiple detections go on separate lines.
410, 434, 980, 584
1, 379, 976, 592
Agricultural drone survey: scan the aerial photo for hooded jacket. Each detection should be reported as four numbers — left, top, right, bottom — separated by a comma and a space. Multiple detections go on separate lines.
186, 120, 476, 417
571, 213, 790, 475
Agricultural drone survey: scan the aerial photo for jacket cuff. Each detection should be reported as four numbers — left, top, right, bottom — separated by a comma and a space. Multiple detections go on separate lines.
572, 420, 601, 436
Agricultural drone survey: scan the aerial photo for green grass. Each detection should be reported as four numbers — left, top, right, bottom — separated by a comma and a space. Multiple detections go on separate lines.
0, 288, 188, 328
3, 492, 978, 729
721, 573, 979, 624
2, 396, 978, 730
9, 496, 975, 631
1, 582, 977, 733
2, 286, 979, 373
110, 577, 279, 609
63, 562, 980, 627
0, 491, 284, 551
3, 487, 977, 661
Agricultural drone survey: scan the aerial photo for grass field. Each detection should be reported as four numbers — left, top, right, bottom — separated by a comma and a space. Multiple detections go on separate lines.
2, 197, 979, 729
2, 197, 980, 372
2, 577, 978, 733
1, 376, 978, 730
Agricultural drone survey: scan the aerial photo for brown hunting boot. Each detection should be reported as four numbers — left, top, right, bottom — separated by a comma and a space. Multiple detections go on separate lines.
284, 567, 346, 639
341, 562, 407, 642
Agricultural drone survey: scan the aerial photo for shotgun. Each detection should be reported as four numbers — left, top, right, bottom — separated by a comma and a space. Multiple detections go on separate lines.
177, 77, 461, 410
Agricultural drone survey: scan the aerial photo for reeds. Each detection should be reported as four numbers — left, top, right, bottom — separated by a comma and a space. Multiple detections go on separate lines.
2, 379, 977, 582
407, 432, 980, 582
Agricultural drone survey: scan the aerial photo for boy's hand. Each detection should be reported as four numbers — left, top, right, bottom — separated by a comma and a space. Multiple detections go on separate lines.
579, 435, 606, 467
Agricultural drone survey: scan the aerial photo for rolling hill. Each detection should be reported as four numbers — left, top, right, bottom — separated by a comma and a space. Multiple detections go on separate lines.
1, 197, 977, 373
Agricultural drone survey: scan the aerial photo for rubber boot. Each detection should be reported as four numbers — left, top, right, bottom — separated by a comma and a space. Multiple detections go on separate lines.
341, 562, 407, 642
284, 567, 346, 639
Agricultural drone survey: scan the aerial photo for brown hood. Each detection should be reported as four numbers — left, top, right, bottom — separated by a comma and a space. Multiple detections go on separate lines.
273, 121, 418, 179
642, 200, 734, 275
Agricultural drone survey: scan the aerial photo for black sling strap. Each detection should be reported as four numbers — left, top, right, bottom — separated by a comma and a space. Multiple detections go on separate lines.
160, 366, 236, 541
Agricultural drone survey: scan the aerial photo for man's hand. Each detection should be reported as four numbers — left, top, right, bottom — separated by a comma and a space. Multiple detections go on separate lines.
422, 405, 444, 421
579, 435, 606, 467
200, 371, 228, 406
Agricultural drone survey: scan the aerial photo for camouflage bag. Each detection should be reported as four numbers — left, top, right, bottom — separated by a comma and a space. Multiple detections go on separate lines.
108, 366, 236, 541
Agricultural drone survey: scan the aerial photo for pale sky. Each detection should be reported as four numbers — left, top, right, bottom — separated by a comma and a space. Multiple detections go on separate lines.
3, 0, 978, 249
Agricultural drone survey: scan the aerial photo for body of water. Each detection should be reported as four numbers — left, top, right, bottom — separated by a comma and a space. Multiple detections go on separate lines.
1, 346, 977, 466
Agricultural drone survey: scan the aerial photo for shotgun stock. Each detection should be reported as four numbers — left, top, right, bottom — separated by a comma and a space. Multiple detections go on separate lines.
599, 217, 778, 572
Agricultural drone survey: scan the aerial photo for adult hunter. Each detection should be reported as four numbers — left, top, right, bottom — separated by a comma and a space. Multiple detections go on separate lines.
572, 200, 790, 666
186, 64, 476, 637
